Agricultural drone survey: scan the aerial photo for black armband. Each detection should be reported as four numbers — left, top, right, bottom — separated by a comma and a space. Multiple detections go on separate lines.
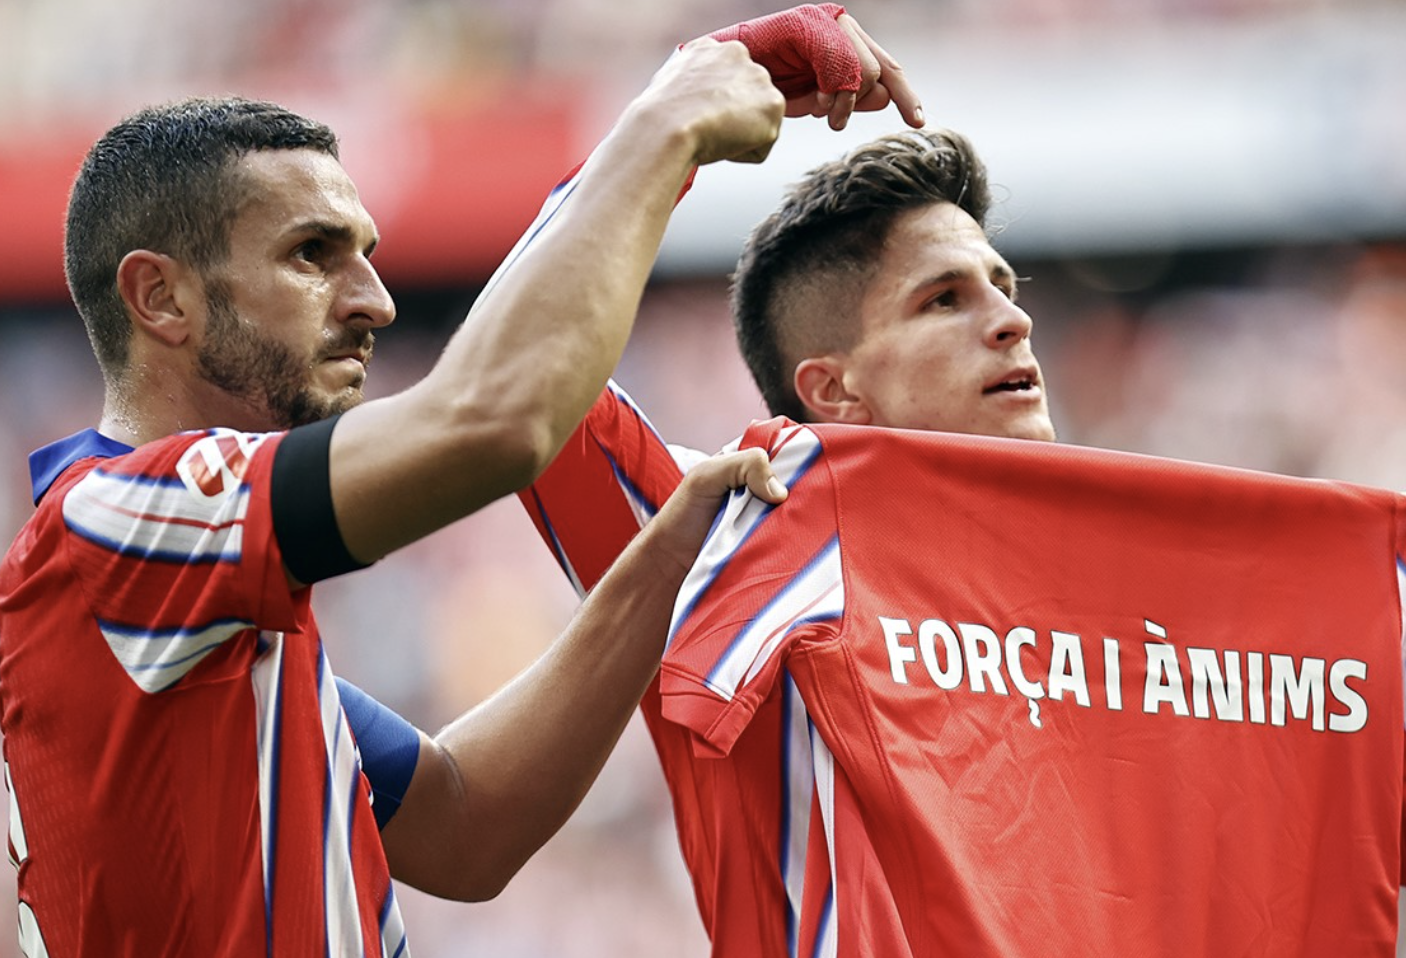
271, 414, 370, 584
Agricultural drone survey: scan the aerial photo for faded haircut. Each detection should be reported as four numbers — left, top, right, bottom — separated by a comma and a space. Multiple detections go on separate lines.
731, 128, 991, 421
64, 96, 339, 376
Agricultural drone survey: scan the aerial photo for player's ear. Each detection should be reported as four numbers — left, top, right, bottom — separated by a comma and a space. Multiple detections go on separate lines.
794, 355, 872, 425
116, 250, 198, 348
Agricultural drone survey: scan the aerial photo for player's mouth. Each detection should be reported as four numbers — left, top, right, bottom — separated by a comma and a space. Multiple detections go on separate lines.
322, 331, 375, 370
982, 367, 1041, 396
326, 351, 369, 368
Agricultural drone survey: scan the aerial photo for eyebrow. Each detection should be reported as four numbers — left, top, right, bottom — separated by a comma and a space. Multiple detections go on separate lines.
915, 263, 1019, 293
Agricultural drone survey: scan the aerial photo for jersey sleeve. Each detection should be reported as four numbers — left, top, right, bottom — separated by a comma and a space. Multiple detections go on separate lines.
336, 678, 422, 830
55, 429, 298, 692
519, 381, 688, 595
659, 419, 845, 757
495, 136, 694, 594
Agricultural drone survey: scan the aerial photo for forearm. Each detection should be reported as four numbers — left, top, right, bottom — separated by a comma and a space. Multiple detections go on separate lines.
438, 109, 698, 465
329, 116, 697, 560
326, 42, 782, 563
381, 446, 783, 899
387, 514, 689, 900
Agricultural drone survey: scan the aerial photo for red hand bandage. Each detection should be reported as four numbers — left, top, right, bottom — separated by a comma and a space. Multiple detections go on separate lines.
705, 4, 861, 100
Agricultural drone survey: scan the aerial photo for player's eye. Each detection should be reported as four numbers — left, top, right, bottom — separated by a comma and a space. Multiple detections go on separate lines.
925, 290, 958, 310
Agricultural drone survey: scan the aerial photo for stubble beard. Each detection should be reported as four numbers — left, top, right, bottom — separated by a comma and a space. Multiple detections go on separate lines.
196, 282, 369, 430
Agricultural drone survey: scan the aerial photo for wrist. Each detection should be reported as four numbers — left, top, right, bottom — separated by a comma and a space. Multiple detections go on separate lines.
609, 95, 707, 192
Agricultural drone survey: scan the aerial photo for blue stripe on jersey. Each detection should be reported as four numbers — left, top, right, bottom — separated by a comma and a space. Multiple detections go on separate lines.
605, 380, 670, 448
525, 484, 588, 598
319, 654, 366, 957
779, 673, 811, 958
380, 884, 409, 958
96, 616, 253, 643
667, 495, 780, 650
808, 725, 838, 958
257, 639, 287, 958
669, 430, 825, 648
701, 535, 842, 696
66, 524, 239, 565
810, 886, 836, 958
600, 442, 664, 521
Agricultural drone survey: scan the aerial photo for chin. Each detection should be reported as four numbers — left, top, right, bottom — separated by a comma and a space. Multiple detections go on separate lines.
330, 388, 367, 415
1002, 416, 1057, 443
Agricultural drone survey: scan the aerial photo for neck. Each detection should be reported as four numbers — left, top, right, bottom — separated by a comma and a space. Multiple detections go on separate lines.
99, 366, 267, 446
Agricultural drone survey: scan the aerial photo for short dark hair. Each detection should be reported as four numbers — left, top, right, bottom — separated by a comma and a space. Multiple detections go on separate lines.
731, 128, 992, 421
64, 96, 340, 375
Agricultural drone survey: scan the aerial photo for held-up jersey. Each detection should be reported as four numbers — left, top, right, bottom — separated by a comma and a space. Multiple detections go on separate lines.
0, 428, 409, 958
522, 385, 1406, 957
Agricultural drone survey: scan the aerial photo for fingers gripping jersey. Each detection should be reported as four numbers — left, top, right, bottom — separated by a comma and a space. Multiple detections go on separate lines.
0, 429, 407, 958
523, 386, 1406, 957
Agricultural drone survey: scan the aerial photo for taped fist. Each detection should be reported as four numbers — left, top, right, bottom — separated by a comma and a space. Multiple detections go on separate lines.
707, 4, 860, 100
701, 4, 924, 131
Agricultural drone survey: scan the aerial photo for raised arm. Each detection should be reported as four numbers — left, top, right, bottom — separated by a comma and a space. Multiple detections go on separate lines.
325, 40, 785, 564
515, 6, 928, 593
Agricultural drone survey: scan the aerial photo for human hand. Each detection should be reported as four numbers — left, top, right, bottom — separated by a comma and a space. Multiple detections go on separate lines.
640, 38, 787, 166
702, 4, 924, 132
647, 447, 787, 577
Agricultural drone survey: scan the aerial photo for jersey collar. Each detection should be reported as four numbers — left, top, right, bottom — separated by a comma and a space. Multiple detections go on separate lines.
29, 429, 134, 505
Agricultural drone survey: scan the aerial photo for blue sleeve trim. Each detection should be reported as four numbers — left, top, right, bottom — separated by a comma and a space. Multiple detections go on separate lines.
337, 677, 421, 830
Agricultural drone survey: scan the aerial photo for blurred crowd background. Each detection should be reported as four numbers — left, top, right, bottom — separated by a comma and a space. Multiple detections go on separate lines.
1, 0, 1404, 956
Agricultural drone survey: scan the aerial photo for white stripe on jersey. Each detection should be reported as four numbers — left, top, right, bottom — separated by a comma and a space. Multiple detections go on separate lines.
63, 466, 250, 563
5, 761, 23, 868
811, 724, 838, 958
250, 631, 285, 930
1397, 558, 1406, 732
100, 617, 253, 693
17, 901, 50, 958
669, 425, 825, 654
379, 884, 409, 958
604, 381, 672, 529
781, 674, 813, 958
538, 515, 590, 602
693, 537, 843, 702
319, 653, 367, 958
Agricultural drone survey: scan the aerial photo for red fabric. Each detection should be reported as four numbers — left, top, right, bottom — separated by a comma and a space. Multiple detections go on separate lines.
706, 4, 861, 98
0, 432, 402, 956
523, 388, 1406, 956
662, 418, 1404, 955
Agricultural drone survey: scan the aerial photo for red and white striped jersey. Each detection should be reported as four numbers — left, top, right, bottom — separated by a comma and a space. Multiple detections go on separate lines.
522, 387, 870, 958
0, 428, 407, 958
523, 385, 1406, 957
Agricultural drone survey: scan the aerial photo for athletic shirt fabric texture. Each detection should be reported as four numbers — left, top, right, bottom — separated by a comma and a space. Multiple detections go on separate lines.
521, 382, 1406, 958
0, 428, 408, 957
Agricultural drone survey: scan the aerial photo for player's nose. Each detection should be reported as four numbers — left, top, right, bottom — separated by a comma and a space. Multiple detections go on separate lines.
341, 256, 396, 329
984, 294, 1033, 348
